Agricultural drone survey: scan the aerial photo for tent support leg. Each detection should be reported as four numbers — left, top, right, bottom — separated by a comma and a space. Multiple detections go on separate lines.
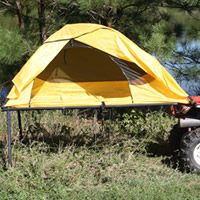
108, 109, 112, 162
17, 111, 23, 140
7, 110, 12, 167
94, 109, 98, 163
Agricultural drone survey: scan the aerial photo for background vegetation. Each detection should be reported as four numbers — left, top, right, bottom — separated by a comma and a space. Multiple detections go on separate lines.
0, 0, 199, 93
0, 0, 200, 199
1, 108, 200, 199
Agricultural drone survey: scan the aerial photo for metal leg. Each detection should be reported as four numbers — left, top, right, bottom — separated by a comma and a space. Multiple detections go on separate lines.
94, 109, 98, 163
108, 109, 111, 162
7, 110, 12, 167
17, 111, 23, 140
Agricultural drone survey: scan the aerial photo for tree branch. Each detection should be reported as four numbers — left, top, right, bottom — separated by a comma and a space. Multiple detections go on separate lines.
16, 0, 24, 30
0, 0, 16, 10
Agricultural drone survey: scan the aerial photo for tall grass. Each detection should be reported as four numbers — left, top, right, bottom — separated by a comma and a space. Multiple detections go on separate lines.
1, 108, 200, 199
1, 108, 176, 156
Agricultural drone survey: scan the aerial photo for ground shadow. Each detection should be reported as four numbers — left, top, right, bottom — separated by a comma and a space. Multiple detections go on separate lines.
20, 121, 112, 153
146, 139, 172, 157
161, 153, 186, 172
146, 138, 185, 172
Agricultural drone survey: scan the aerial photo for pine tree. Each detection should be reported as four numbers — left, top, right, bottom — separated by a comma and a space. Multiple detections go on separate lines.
0, 0, 199, 94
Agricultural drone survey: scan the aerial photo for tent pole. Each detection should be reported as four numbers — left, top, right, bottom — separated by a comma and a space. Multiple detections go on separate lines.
17, 111, 23, 140
7, 110, 12, 167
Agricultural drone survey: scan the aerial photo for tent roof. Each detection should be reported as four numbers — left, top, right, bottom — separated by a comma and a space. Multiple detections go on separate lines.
5, 23, 189, 108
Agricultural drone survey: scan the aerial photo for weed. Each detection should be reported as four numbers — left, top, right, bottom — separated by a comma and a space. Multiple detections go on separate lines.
1, 108, 200, 199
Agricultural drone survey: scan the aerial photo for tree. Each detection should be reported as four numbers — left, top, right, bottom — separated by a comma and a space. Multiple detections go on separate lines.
0, 0, 81, 88
0, 0, 199, 95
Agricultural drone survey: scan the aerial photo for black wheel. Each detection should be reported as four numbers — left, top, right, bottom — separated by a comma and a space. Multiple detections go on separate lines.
181, 128, 200, 172
169, 125, 188, 153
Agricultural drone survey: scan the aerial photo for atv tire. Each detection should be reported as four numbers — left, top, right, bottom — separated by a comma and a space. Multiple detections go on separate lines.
181, 128, 200, 173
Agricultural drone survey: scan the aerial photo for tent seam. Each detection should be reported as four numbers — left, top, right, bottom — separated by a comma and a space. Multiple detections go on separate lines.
43, 28, 110, 44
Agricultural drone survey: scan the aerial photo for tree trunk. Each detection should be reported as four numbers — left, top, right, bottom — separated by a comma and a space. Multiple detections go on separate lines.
37, 0, 47, 43
15, 0, 24, 30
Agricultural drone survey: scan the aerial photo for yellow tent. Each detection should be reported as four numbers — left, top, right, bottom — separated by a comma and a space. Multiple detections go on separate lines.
5, 23, 189, 108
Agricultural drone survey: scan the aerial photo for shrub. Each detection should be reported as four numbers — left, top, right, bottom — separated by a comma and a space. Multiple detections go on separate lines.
1, 107, 176, 157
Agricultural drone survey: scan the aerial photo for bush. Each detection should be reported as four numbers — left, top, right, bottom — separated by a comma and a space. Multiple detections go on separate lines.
0, 107, 176, 161
2, 108, 198, 200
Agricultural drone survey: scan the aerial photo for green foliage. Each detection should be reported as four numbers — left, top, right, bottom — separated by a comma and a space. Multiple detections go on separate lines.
139, 21, 177, 59
119, 109, 175, 154
0, 108, 176, 165
0, 27, 25, 65
1, 109, 200, 199
1, 150, 200, 200
0, 0, 199, 91
166, 39, 200, 95
0, 26, 26, 87
0, 108, 174, 155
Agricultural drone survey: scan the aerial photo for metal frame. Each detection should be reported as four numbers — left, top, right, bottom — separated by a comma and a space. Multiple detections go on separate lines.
17, 111, 23, 140
7, 111, 12, 167
2, 102, 177, 112
2, 102, 178, 167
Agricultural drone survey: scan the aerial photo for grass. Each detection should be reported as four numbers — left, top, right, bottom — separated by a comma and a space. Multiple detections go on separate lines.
1, 108, 200, 199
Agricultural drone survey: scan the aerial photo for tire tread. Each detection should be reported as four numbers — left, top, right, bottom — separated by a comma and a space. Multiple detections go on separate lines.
180, 128, 200, 172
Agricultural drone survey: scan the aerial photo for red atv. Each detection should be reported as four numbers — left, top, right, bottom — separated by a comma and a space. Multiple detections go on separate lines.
170, 96, 200, 172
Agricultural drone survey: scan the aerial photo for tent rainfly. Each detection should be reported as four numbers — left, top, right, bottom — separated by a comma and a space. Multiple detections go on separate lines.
4, 23, 190, 109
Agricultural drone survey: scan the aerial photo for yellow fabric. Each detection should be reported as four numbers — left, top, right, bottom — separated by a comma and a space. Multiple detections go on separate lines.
29, 79, 132, 107
9, 40, 68, 97
5, 23, 189, 108
6, 81, 34, 107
